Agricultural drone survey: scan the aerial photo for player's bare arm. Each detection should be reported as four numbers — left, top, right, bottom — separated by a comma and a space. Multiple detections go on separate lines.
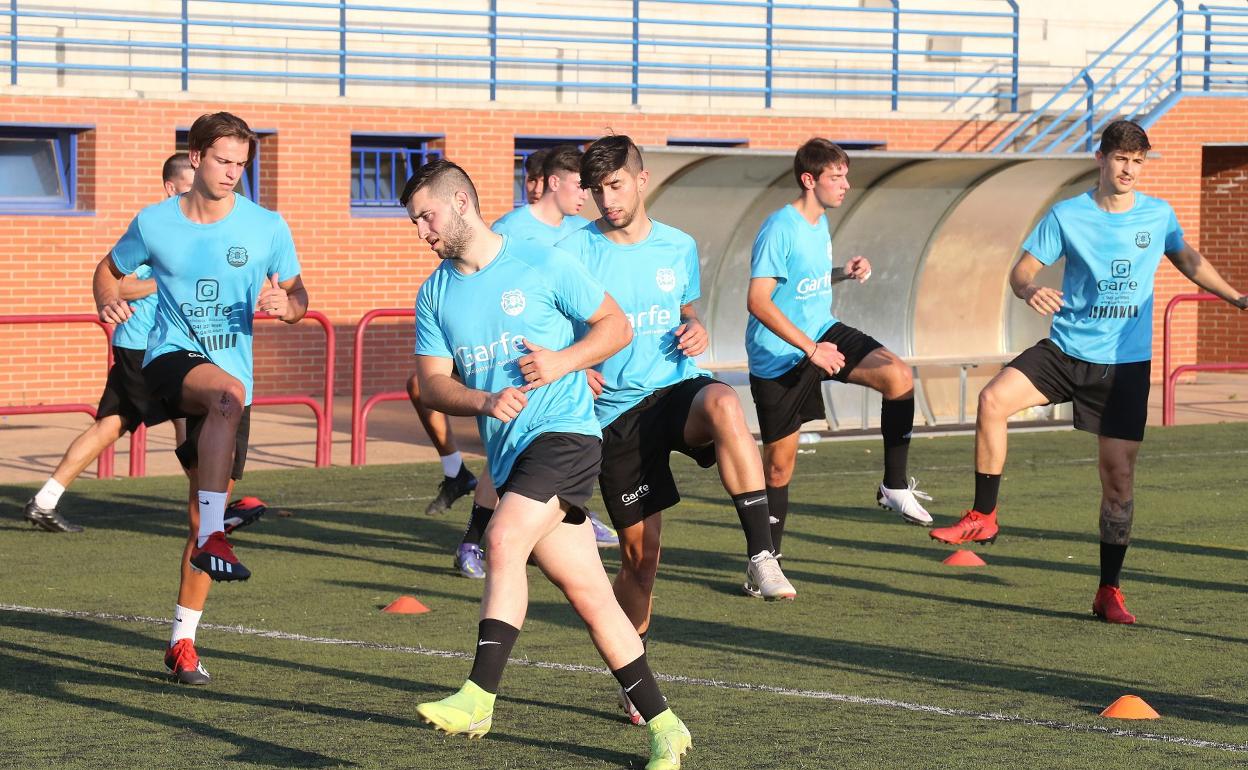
1010, 252, 1064, 315
119, 273, 157, 301
673, 303, 709, 357
747, 276, 846, 376
518, 292, 631, 390
93, 255, 133, 324
416, 353, 527, 422
1166, 241, 1248, 309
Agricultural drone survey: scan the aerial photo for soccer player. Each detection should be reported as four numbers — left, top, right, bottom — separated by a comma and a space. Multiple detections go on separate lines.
522, 147, 550, 204
94, 112, 307, 682
406, 159, 692, 770
559, 134, 794, 723
746, 138, 935, 561
493, 143, 591, 243
929, 120, 1247, 624
23, 154, 268, 536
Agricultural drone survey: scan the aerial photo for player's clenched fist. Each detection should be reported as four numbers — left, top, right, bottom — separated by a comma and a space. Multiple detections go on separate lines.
257, 273, 288, 318
98, 300, 134, 325
1023, 285, 1064, 315
516, 340, 569, 391
482, 387, 528, 422
808, 340, 846, 377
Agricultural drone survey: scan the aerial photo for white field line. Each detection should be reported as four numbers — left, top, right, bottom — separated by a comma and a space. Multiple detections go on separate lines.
2, 602, 1244, 755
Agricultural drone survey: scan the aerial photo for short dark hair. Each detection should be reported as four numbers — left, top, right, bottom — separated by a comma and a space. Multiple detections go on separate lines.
794, 138, 850, 188
1098, 120, 1151, 156
524, 148, 551, 182
187, 112, 257, 161
541, 144, 583, 183
399, 157, 480, 212
162, 152, 192, 182
580, 134, 644, 189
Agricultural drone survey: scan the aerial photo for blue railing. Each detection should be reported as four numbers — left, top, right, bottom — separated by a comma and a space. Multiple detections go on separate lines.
993, 1, 1248, 154
1, 1, 1019, 111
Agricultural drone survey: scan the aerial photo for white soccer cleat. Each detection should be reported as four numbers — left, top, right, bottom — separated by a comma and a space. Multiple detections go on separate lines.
619, 687, 646, 725
877, 478, 934, 525
743, 551, 796, 601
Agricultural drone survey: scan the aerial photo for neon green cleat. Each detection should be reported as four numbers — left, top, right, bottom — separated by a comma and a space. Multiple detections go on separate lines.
416, 680, 496, 739
645, 709, 692, 770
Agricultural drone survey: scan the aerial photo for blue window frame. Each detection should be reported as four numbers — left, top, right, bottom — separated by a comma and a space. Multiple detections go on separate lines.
351, 134, 443, 215
666, 138, 750, 148
0, 125, 84, 214
175, 129, 265, 202
514, 136, 593, 208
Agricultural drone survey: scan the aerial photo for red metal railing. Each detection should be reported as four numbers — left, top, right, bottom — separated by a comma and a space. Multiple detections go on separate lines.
0, 314, 127, 478
351, 308, 413, 465
250, 310, 337, 467
1162, 293, 1248, 425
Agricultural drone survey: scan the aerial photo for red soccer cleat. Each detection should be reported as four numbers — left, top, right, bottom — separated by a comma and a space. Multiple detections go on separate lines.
224, 496, 267, 534
190, 531, 251, 581
929, 509, 999, 545
1092, 585, 1136, 624
164, 638, 211, 685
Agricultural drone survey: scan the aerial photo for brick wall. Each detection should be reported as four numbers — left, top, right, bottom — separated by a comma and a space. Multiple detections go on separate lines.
1197, 145, 1248, 363
1, 93, 1245, 410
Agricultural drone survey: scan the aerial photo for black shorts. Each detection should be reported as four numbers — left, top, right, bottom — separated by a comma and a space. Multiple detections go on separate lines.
598, 375, 720, 529
1008, 338, 1151, 442
97, 347, 168, 432
144, 349, 252, 480
749, 322, 884, 444
497, 432, 602, 525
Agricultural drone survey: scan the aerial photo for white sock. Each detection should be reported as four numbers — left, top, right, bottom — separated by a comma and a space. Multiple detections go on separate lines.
197, 490, 228, 546
34, 479, 66, 510
440, 452, 463, 478
170, 604, 203, 646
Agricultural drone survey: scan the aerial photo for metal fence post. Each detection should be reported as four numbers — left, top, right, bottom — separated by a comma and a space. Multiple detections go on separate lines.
9, 0, 16, 85
1008, 0, 1019, 111
489, 0, 497, 101
890, 0, 900, 110
1083, 72, 1095, 151
632, 0, 640, 105
764, 0, 773, 109
1174, 0, 1185, 93
339, 0, 346, 97
181, 0, 189, 90
1202, 3, 1212, 92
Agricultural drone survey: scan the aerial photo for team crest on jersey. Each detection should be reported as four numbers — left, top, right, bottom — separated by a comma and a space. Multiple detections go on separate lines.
226, 246, 249, 267
500, 289, 526, 316
1135, 231, 1151, 249
656, 268, 677, 292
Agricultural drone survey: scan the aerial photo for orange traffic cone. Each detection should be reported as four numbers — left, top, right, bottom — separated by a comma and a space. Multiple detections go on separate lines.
942, 550, 987, 567
382, 595, 430, 614
1100, 695, 1160, 719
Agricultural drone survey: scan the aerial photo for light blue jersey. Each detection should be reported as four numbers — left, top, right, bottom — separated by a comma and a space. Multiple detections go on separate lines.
111, 263, 158, 351
746, 204, 839, 379
558, 219, 709, 428
492, 205, 590, 246
110, 193, 301, 404
1023, 190, 1183, 364
415, 236, 606, 486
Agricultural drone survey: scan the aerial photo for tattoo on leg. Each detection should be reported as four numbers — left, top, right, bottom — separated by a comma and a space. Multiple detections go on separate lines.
1099, 499, 1134, 545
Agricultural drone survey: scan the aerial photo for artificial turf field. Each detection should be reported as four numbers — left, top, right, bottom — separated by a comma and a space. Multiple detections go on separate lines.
1, 423, 1245, 769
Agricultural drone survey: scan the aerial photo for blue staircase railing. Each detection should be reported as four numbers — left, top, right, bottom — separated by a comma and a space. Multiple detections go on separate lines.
993, 1, 1248, 154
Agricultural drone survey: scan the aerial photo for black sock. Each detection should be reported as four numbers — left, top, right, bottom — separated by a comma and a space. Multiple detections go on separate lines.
973, 472, 1001, 514
467, 618, 519, 694
1100, 542, 1128, 587
611, 653, 667, 722
880, 397, 914, 490
731, 490, 774, 557
460, 504, 493, 547
766, 485, 789, 555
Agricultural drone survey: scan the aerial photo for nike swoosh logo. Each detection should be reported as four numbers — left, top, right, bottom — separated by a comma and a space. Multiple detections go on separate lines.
478, 640, 501, 646
742, 497, 766, 506
198, 499, 210, 506
624, 679, 642, 693
468, 716, 491, 730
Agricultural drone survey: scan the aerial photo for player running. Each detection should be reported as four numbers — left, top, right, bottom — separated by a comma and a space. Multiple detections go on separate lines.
93, 112, 307, 682
558, 134, 794, 722
746, 138, 935, 562
929, 120, 1247, 624
23, 153, 266, 536
406, 159, 691, 770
